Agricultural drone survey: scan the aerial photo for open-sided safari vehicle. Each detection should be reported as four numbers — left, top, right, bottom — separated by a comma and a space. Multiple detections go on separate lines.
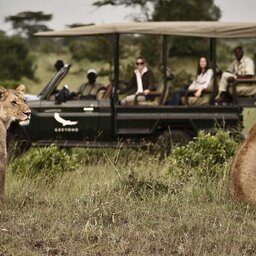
9, 21, 256, 153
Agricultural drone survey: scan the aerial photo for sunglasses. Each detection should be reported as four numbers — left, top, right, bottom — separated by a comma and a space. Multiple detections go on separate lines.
136, 62, 144, 65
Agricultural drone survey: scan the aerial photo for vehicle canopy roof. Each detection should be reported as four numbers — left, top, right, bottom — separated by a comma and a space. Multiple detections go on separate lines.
35, 21, 256, 38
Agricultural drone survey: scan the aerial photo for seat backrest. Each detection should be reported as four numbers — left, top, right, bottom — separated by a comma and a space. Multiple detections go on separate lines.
101, 84, 112, 99
158, 79, 170, 105
228, 78, 256, 96
181, 77, 215, 106
137, 79, 171, 106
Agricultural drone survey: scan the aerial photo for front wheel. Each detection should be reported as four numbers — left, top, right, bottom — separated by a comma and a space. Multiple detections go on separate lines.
156, 129, 193, 160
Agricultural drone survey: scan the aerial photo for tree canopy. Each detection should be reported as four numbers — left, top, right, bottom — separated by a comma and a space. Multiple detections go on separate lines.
5, 11, 52, 38
93, 0, 221, 21
93, 0, 222, 61
0, 35, 34, 81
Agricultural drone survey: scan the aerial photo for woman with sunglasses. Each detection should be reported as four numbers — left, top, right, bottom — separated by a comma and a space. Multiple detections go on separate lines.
166, 56, 213, 105
121, 56, 156, 105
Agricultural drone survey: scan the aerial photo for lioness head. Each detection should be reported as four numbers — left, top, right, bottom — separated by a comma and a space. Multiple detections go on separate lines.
0, 85, 31, 129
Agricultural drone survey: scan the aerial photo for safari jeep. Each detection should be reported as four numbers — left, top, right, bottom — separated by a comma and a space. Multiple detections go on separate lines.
9, 22, 254, 153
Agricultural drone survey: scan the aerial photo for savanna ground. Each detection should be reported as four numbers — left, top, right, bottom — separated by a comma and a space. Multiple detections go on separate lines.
2, 131, 256, 255
2, 42, 256, 255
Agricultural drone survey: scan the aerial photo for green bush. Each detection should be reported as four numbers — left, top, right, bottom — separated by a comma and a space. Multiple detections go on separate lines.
0, 35, 35, 80
170, 69, 192, 91
10, 145, 78, 180
0, 80, 20, 89
168, 129, 239, 180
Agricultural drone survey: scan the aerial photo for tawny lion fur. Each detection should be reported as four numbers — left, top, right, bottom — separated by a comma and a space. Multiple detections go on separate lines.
0, 85, 30, 207
229, 122, 256, 203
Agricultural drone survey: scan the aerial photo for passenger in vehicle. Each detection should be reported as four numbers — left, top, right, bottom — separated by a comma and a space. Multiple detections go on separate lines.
216, 46, 255, 105
120, 56, 157, 105
75, 69, 106, 100
54, 59, 65, 72
166, 56, 213, 105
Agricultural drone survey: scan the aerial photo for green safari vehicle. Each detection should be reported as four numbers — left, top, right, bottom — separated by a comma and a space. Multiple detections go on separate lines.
10, 21, 256, 153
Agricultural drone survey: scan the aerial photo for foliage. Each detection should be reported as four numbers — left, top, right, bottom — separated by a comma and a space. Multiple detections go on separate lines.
68, 36, 116, 72
94, 0, 221, 21
4, 139, 256, 255
169, 69, 192, 93
152, 0, 221, 21
0, 35, 35, 80
170, 37, 209, 57
93, 0, 221, 58
168, 129, 239, 180
140, 35, 161, 66
0, 80, 20, 89
39, 40, 61, 54
5, 11, 52, 38
119, 171, 170, 199
10, 145, 78, 181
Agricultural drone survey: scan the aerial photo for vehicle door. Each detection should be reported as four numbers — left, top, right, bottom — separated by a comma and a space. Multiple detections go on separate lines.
26, 98, 112, 143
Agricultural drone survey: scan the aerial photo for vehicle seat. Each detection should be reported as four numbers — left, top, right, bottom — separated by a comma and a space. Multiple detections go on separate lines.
180, 82, 214, 106
228, 77, 256, 105
100, 84, 112, 99
180, 66, 222, 106
134, 77, 172, 106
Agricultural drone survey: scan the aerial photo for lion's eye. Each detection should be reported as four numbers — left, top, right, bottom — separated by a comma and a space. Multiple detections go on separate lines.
11, 100, 17, 105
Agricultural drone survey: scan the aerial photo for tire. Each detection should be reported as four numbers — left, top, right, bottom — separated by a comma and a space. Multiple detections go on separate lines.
156, 129, 192, 160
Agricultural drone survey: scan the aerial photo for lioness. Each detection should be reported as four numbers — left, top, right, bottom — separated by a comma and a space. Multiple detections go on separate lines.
0, 86, 31, 207
229, 122, 256, 203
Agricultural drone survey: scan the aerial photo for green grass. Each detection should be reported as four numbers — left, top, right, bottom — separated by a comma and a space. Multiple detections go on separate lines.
2, 137, 256, 255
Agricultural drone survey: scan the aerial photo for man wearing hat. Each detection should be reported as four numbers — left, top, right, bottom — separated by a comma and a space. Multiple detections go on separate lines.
76, 69, 106, 100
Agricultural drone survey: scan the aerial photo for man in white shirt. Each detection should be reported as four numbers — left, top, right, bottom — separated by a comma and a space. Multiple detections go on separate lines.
216, 46, 255, 105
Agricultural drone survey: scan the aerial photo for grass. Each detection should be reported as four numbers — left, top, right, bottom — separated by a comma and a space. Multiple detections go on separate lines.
2, 144, 256, 255
3, 48, 255, 254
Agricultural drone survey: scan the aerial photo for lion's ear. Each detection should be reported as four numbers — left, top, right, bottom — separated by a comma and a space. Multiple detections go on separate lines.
16, 84, 26, 94
0, 86, 7, 101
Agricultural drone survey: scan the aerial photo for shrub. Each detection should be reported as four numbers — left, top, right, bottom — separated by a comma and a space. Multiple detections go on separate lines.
0, 35, 35, 80
168, 129, 239, 180
170, 69, 192, 91
0, 80, 20, 89
10, 145, 78, 181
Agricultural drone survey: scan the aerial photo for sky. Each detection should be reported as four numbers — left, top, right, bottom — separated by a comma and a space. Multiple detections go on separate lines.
1, 0, 256, 34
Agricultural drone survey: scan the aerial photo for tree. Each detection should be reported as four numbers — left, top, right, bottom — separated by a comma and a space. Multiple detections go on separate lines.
93, 0, 221, 22
93, 0, 152, 21
0, 35, 35, 81
93, 0, 222, 60
152, 0, 221, 21
5, 11, 52, 38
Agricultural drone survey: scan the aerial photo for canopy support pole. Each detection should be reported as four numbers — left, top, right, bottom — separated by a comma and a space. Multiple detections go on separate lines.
210, 38, 217, 105
112, 33, 119, 139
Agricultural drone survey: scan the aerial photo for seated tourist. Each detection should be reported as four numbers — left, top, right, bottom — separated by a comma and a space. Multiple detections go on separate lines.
120, 56, 157, 105
166, 56, 213, 105
216, 46, 255, 105
75, 69, 106, 100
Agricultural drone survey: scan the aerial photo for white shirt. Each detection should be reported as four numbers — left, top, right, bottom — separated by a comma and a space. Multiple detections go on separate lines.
188, 68, 213, 90
134, 66, 148, 93
227, 55, 255, 76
